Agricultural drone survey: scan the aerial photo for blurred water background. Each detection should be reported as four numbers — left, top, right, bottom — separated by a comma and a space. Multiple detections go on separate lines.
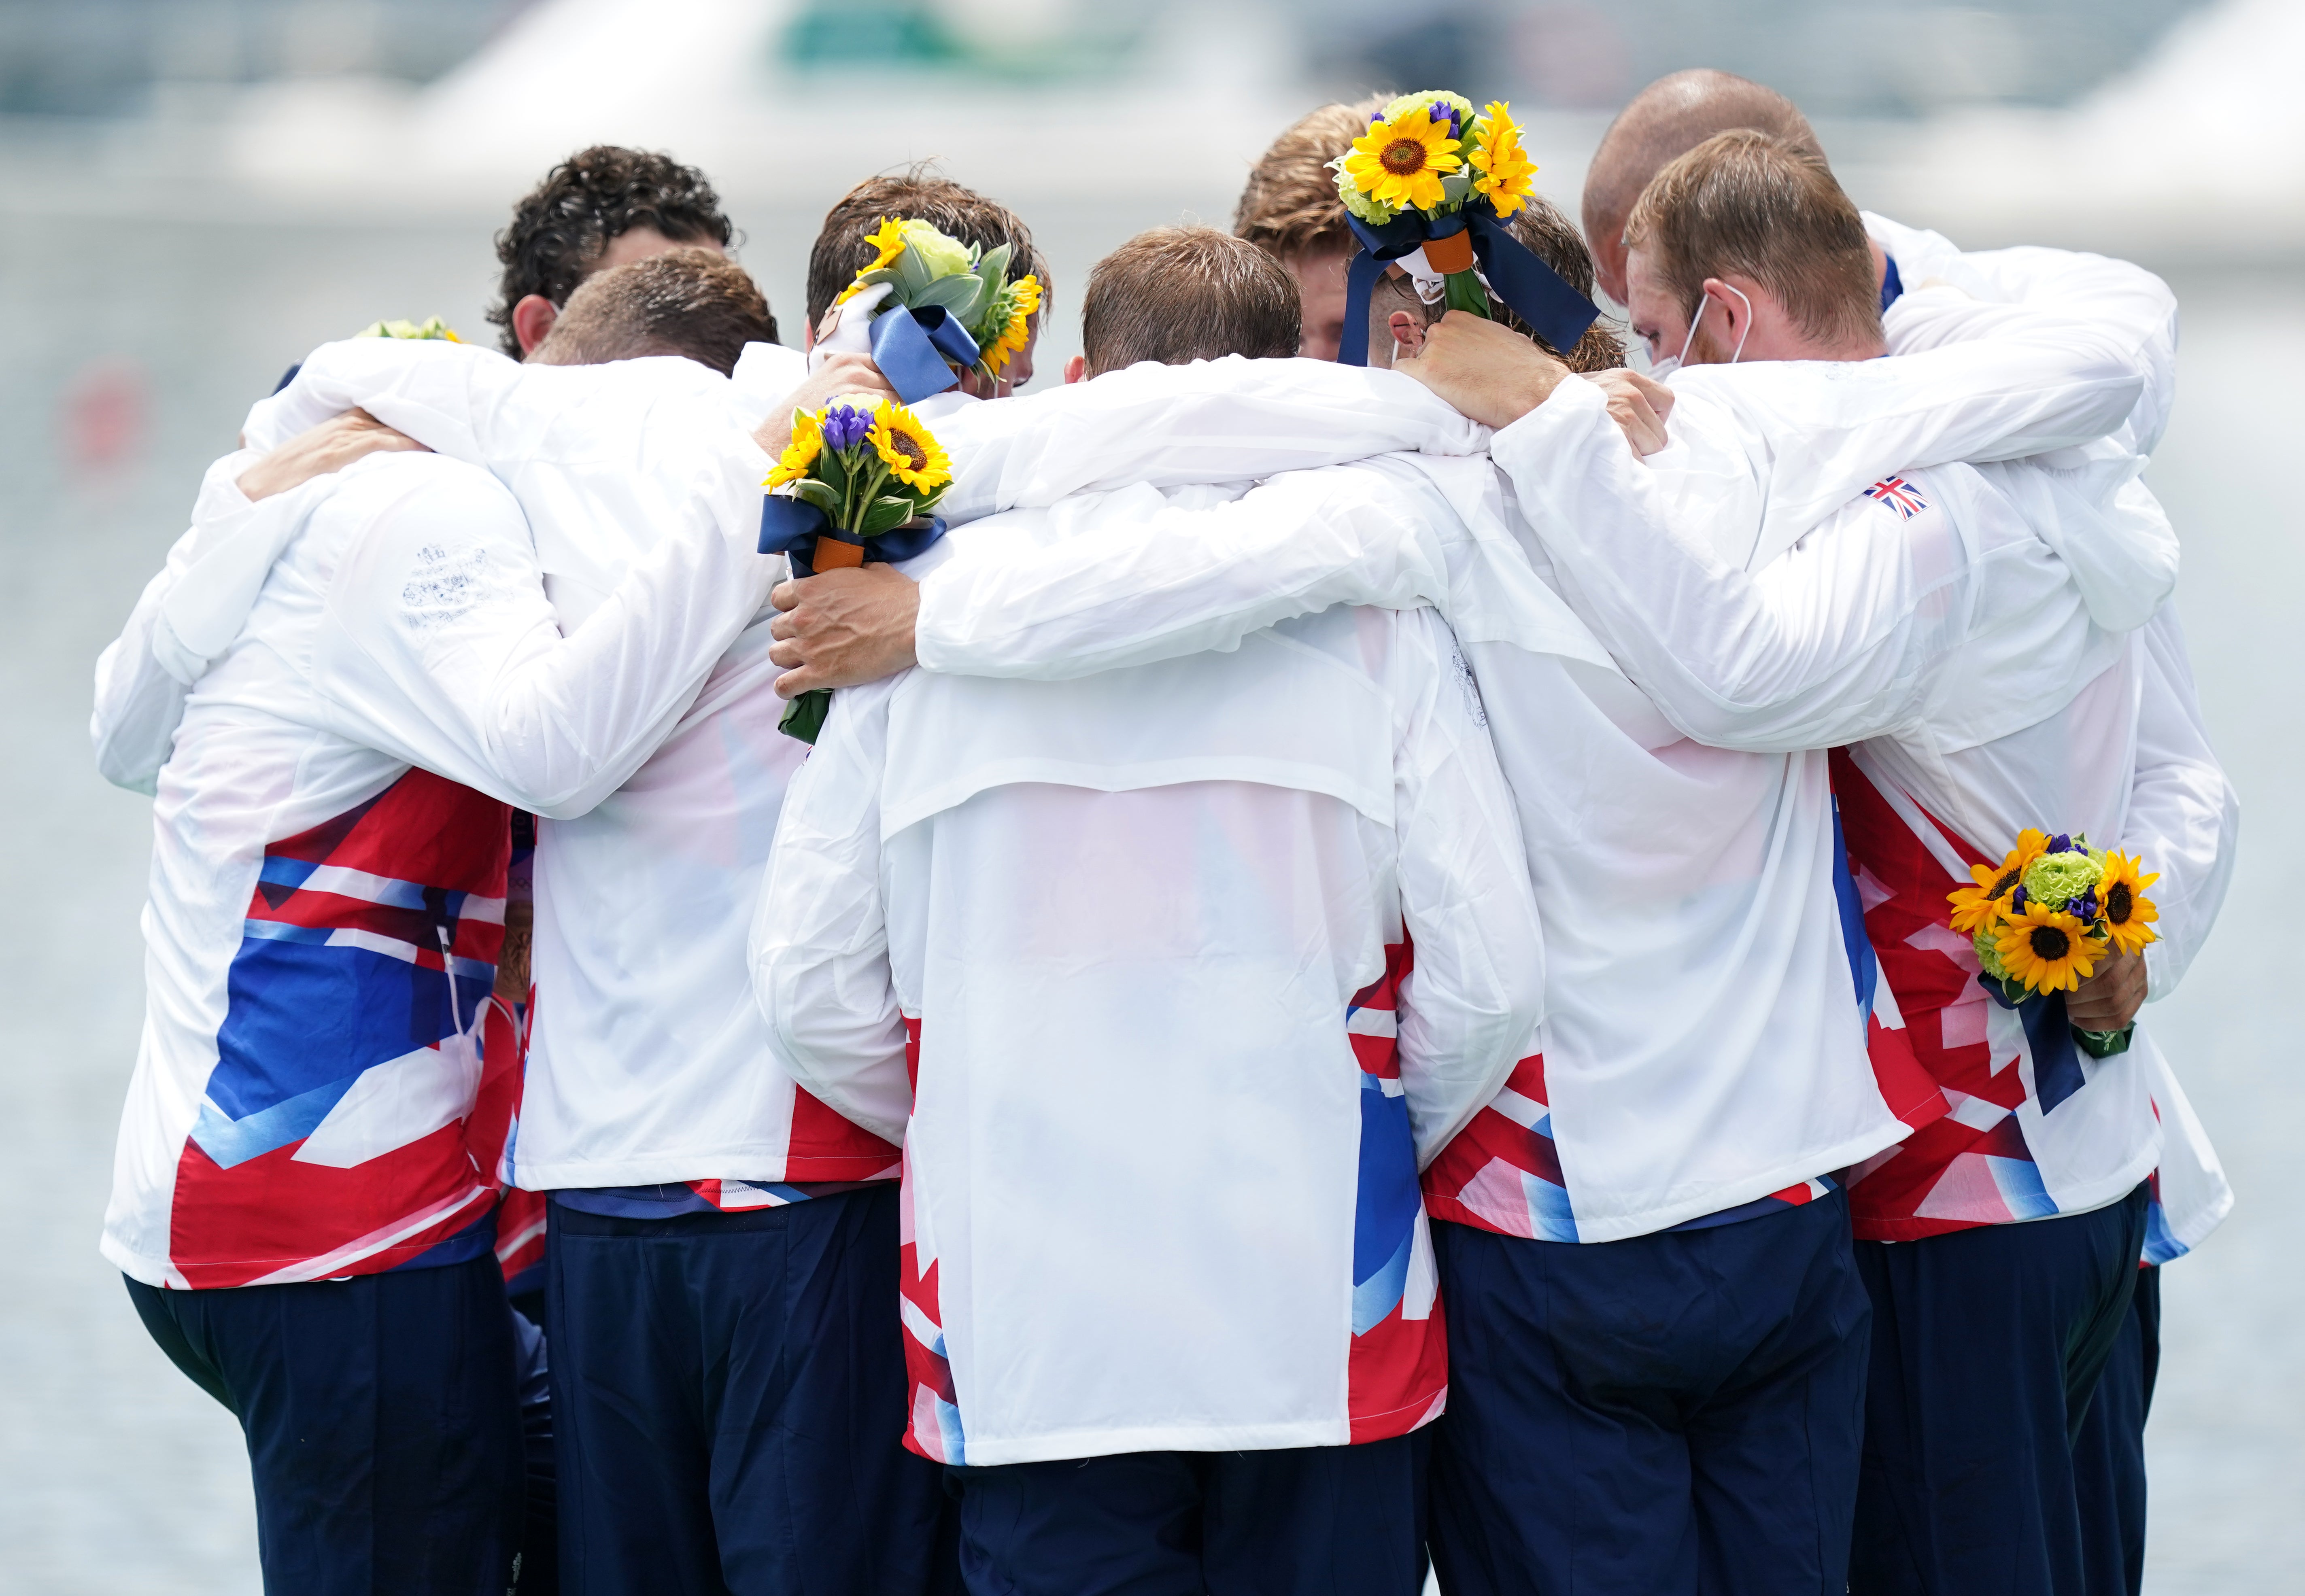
2, 1, 2299, 1591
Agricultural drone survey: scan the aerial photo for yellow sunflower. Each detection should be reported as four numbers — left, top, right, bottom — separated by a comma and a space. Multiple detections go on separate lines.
868, 400, 952, 493
2095, 851, 2162, 957
1468, 101, 1537, 217
834, 216, 911, 308
1993, 902, 2105, 995
765, 407, 823, 489
1946, 829, 2049, 932
1342, 108, 1463, 213
979, 274, 1042, 377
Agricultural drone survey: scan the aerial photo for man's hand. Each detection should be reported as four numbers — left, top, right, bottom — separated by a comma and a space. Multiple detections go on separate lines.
752, 353, 900, 457
236, 409, 424, 501
1391, 310, 1573, 429
1586, 368, 1675, 458
2068, 949, 2149, 1034
767, 563, 922, 698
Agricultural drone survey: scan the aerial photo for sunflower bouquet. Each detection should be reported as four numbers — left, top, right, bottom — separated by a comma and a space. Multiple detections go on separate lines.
1948, 830, 2161, 1056
1330, 92, 1538, 320
829, 216, 1041, 399
758, 393, 954, 743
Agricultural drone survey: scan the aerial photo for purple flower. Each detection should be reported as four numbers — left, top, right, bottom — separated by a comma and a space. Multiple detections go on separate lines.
821, 402, 873, 452
2065, 893, 2099, 920
2010, 884, 2029, 912
2046, 832, 2076, 854
1428, 102, 1462, 135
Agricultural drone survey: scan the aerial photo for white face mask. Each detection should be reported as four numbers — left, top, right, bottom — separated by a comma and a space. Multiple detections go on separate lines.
1649, 282, 1753, 378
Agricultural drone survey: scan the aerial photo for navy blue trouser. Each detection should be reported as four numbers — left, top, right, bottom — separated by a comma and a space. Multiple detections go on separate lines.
2074, 1263, 2160, 1596
952, 1433, 1425, 1596
1849, 1182, 2150, 1596
126, 1252, 525, 1595
545, 1186, 953, 1596
1427, 1191, 1873, 1596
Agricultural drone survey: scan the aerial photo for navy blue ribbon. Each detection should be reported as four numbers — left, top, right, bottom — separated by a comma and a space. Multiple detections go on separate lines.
869, 305, 981, 404
758, 496, 947, 577
1336, 207, 1599, 367
1976, 974, 2089, 1113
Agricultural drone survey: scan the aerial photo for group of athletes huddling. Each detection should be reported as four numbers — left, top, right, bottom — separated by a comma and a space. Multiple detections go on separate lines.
93, 65, 2233, 1596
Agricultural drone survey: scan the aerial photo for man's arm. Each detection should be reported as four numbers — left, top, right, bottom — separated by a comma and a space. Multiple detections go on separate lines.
2124, 606, 2238, 1004
771, 461, 1458, 696
748, 675, 914, 1145
306, 452, 778, 818
1387, 609, 1547, 1167
930, 355, 1490, 524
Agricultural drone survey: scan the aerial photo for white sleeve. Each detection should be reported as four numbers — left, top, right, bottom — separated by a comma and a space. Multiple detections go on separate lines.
749, 677, 914, 1145
934, 356, 1489, 522
1666, 296, 2145, 556
1491, 378, 1974, 749
309, 456, 778, 818
2124, 606, 2238, 1000
90, 450, 268, 793
92, 529, 200, 795
1886, 236, 2179, 455
917, 461, 1450, 681
1388, 610, 1546, 1167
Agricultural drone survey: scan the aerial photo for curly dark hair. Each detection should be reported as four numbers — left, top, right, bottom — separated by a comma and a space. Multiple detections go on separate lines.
489, 146, 735, 357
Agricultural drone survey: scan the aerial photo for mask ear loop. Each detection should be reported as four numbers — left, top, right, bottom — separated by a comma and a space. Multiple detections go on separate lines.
1720, 282, 1754, 364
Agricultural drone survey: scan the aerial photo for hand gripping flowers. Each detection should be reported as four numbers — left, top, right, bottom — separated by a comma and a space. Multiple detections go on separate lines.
1949, 830, 2161, 1055
826, 216, 1041, 403
757, 394, 954, 743
1328, 91, 1596, 367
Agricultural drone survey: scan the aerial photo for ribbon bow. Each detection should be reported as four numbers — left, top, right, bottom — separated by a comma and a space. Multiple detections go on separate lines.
1336, 207, 1599, 367
758, 497, 947, 576
869, 306, 981, 405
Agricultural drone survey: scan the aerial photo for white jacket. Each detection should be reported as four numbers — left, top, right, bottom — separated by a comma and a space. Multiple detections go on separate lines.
752, 504, 1542, 1465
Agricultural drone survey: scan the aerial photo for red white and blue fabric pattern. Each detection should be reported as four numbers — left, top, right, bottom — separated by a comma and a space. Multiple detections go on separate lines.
1426, 820, 1932, 1242
1830, 749, 2064, 1239
1341, 940, 1448, 1444
1864, 476, 1930, 519
167, 768, 511, 1287
898, 951, 1449, 1462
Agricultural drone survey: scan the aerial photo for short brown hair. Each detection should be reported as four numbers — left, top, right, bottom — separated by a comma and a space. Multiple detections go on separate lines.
1374, 195, 1625, 374
1625, 130, 1879, 351
1081, 227, 1300, 376
529, 248, 774, 377
1233, 96, 1391, 262
1583, 72, 1819, 263
489, 146, 733, 357
806, 167, 1037, 331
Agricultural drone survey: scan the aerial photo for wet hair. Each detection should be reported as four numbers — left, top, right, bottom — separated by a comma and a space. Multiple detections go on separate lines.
527, 249, 774, 377
805, 166, 1037, 332
1081, 227, 1301, 376
489, 146, 733, 357
1625, 130, 1880, 352
1377, 194, 1625, 372
1233, 95, 1392, 263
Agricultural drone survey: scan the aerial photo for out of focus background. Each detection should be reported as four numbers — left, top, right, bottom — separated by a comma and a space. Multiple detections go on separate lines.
1, 1, 2297, 1590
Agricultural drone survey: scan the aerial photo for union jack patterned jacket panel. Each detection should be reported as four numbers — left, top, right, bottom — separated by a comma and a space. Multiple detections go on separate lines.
756, 589, 1544, 1467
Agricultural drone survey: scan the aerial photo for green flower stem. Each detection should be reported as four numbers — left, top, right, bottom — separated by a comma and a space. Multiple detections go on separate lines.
1443, 270, 1492, 319
845, 454, 893, 537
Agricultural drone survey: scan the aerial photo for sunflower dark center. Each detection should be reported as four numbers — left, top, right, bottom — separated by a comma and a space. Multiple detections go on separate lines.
2028, 925, 2072, 960
1991, 869, 2021, 899
2105, 883, 2132, 923
1381, 139, 1429, 175
891, 433, 926, 470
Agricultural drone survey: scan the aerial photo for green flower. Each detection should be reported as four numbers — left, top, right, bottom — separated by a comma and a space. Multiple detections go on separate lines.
900, 219, 973, 279
1974, 925, 2012, 981
1330, 156, 1396, 224
2020, 848, 2105, 912
1383, 89, 1478, 127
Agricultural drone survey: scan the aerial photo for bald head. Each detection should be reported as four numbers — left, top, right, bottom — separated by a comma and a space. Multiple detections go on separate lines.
1583, 70, 1819, 303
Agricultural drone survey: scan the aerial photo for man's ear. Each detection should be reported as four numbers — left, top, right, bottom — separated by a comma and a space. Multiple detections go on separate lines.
511, 295, 559, 358
1064, 354, 1087, 385
1387, 310, 1427, 364
1700, 277, 1753, 352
